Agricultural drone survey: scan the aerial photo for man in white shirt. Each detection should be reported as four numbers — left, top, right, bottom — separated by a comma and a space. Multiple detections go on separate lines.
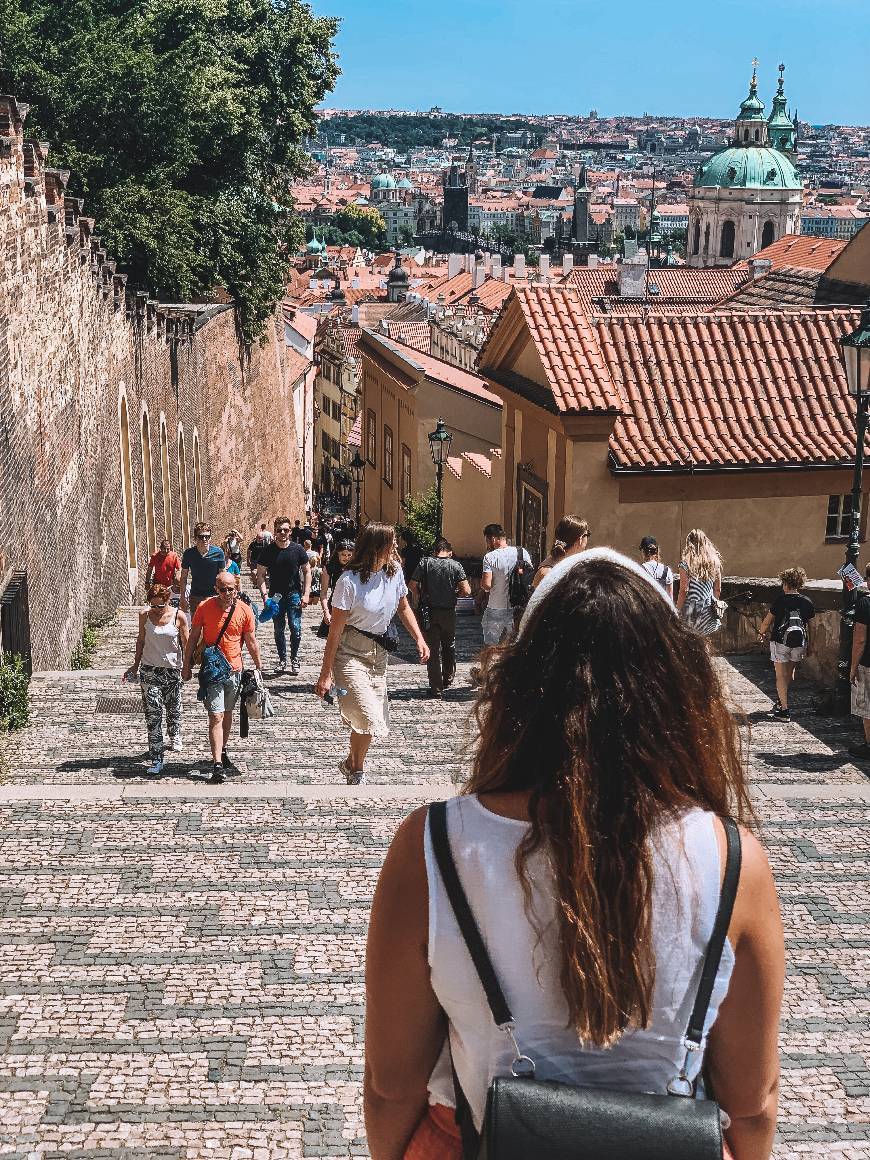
477, 523, 533, 645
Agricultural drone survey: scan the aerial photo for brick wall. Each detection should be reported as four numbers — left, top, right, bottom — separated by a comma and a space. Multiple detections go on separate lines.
0, 95, 305, 670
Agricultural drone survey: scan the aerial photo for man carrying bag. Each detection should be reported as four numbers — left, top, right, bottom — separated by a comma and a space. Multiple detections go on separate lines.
182, 571, 263, 783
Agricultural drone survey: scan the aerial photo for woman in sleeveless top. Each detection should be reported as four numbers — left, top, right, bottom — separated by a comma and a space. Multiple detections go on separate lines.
677, 528, 723, 635
365, 549, 783, 1160
531, 515, 589, 589
125, 582, 188, 776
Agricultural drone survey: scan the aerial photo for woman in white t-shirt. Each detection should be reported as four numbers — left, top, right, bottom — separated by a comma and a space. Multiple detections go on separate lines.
315, 522, 430, 785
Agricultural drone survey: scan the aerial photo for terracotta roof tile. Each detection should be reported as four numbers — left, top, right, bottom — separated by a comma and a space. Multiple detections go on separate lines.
482, 286, 861, 470
362, 332, 502, 407
380, 320, 431, 354
748, 233, 847, 272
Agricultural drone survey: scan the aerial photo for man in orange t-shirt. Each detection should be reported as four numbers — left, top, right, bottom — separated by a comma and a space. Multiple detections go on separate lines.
146, 539, 182, 589
182, 571, 262, 783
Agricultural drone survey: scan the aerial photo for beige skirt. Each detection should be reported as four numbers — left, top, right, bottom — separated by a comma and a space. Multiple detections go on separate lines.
333, 625, 390, 739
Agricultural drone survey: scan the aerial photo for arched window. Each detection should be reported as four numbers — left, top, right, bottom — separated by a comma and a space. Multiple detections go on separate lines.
177, 426, 191, 549
754, 128, 760, 141
761, 220, 775, 249
719, 220, 736, 259
703, 223, 710, 254
159, 416, 173, 543
192, 428, 203, 521
691, 218, 701, 255
119, 392, 137, 572
141, 408, 156, 555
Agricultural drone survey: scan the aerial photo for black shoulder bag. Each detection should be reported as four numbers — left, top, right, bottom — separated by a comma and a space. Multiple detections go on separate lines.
427, 801, 741, 1160
418, 558, 432, 632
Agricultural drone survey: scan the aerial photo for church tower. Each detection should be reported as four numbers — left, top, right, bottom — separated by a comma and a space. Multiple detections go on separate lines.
443, 161, 469, 233
572, 165, 592, 243
687, 61, 802, 268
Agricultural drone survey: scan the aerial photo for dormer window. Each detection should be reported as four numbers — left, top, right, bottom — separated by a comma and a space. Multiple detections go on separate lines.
765, 168, 777, 183
726, 166, 737, 180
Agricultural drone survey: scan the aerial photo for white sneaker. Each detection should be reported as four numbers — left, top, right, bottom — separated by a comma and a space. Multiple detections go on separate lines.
337, 758, 352, 781
347, 770, 366, 785
170, 736, 183, 753
290, 658, 300, 676
275, 660, 287, 675
146, 759, 163, 776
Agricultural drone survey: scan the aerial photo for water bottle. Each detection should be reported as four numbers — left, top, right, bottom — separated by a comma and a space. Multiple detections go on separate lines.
323, 686, 348, 706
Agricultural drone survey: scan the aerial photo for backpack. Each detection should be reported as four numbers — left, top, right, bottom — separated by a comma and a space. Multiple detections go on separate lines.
782, 607, 807, 649
647, 561, 669, 591
507, 547, 533, 610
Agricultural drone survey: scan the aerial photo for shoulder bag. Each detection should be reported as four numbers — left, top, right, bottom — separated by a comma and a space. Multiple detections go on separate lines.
427, 801, 741, 1160
198, 600, 237, 687
418, 558, 432, 632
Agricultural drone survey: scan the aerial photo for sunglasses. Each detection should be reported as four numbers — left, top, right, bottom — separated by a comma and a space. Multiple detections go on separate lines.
277, 527, 291, 534
196, 533, 211, 540
216, 585, 236, 593
149, 599, 169, 606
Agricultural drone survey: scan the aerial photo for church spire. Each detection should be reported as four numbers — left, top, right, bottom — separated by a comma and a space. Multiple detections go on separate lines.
767, 62, 796, 154
735, 58, 768, 144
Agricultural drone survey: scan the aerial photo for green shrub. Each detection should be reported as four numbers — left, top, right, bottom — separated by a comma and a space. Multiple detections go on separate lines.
70, 625, 99, 670
0, 654, 30, 731
398, 487, 440, 555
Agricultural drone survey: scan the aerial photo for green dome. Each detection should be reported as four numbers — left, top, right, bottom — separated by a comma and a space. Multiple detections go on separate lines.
694, 146, 801, 190
306, 236, 323, 253
371, 173, 397, 190
397, 177, 413, 189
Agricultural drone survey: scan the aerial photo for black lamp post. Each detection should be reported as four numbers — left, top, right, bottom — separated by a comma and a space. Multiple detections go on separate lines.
349, 451, 365, 531
337, 470, 352, 516
428, 417, 453, 541
836, 305, 870, 712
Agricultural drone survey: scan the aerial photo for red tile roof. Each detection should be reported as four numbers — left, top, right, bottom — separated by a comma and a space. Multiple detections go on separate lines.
348, 413, 362, 447
569, 266, 748, 309
361, 331, 502, 407
380, 320, 431, 354
601, 311, 861, 470
284, 349, 312, 384
746, 233, 847, 272
482, 285, 861, 470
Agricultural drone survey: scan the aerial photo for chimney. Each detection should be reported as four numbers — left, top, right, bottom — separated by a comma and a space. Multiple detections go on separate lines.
587, 254, 599, 269
562, 253, 574, 274
491, 254, 502, 275
474, 264, 486, 289
351, 275, 361, 289
465, 253, 475, 273
748, 257, 772, 280
351, 304, 360, 324
617, 258, 646, 299
448, 253, 463, 279
514, 253, 526, 279
539, 254, 550, 278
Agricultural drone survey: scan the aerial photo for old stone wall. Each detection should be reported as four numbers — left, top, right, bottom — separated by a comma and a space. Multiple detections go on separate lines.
0, 95, 304, 671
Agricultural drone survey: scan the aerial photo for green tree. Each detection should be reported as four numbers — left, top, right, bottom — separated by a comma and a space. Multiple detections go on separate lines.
398, 225, 415, 246
0, 0, 339, 343
330, 204, 386, 249
398, 487, 440, 555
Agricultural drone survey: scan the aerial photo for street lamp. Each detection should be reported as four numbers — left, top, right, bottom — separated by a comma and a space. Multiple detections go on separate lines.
349, 451, 365, 531
337, 470, 352, 516
428, 417, 453, 541
836, 304, 870, 712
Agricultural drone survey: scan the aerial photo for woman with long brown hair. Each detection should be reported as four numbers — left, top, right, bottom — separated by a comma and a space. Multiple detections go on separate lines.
364, 548, 783, 1160
531, 514, 589, 589
315, 522, 429, 784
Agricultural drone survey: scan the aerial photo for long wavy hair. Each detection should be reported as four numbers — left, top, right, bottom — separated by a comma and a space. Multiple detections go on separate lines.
466, 557, 753, 1047
348, 522, 399, 583
681, 528, 722, 584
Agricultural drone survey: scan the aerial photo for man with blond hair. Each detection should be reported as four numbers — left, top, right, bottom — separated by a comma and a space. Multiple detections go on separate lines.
182, 570, 263, 783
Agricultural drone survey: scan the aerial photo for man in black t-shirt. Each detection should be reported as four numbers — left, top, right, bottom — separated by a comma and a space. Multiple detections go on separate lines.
409, 539, 471, 697
849, 564, 870, 759
757, 566, 815, 721
255, 516, 311, 676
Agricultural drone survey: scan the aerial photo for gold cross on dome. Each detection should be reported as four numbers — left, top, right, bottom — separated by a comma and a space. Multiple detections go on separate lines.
751, 57, 759, 81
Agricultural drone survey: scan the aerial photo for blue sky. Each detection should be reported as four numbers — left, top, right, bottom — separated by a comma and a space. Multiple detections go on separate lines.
312, 0, 869, 126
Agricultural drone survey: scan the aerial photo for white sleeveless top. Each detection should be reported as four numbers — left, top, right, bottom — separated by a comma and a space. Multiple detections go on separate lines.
141, 612, 182, 670
424, 796, 735, 1130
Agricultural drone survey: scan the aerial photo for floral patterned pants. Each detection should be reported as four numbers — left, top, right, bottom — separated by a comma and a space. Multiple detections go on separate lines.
139, 665, 182, 761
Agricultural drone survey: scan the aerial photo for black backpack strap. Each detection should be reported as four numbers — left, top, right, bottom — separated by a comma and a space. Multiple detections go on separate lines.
428, 801, 513, 1026
214, 599, 237, 648
684, 816, 742, 1048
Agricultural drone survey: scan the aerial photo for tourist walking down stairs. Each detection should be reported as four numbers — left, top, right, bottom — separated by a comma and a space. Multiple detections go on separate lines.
124, 582, 188, 776
315, 522, 429, 785
364, 548, 783, 1160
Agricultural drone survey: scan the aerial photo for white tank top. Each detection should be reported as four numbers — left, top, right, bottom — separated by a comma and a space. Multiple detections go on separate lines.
424, 795, 735, 1130
141, 611, 182, 670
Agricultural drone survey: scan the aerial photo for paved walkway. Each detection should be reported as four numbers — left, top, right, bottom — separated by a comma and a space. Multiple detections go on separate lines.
0, 607, 868, 1157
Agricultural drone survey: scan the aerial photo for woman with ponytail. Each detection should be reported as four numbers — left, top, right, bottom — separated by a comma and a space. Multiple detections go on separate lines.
365, 549, 784, 1160
531, 515, 589, 589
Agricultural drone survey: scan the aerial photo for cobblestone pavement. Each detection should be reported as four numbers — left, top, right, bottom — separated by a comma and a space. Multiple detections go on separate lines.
0, 604, 868, 1157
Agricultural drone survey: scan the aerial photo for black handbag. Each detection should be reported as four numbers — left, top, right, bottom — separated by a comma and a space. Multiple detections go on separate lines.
427, 801, 741, 1160
418, 559, 432, 633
